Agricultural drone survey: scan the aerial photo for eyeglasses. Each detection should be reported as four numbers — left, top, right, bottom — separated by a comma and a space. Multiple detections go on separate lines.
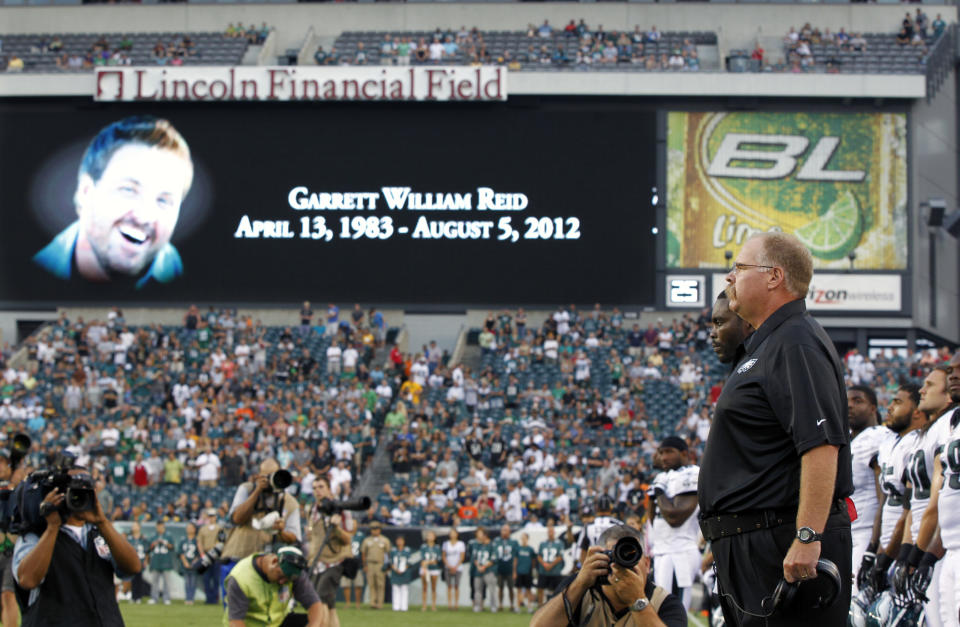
729, 262, 774, 275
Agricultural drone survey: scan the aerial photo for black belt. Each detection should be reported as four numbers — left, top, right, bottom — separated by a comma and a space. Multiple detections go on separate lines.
699, 499, 847, 543
699, 508, 794, 542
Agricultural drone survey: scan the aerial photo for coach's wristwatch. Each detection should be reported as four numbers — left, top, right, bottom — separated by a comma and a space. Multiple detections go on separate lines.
630, 597, 650, 613
796, 527, 823, 544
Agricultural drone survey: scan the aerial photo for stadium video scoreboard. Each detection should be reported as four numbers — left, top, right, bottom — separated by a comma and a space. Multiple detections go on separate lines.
0, 97, 910, 312
0, 98, 658, 306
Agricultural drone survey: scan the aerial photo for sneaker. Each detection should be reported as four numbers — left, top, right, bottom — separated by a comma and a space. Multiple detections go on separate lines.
164, 600, 171, 605
147, 599, 156, 605
473, 607, 481, 613
491, 608, 498, 613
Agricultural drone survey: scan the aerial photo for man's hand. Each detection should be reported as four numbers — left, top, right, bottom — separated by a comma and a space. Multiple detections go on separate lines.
783, 539, 820, 583
574, 547, 610, 590
892, 560, 912, 597
254, 475, 270, 493
911, 563, 933, 601
857, 551, 876, 590
610, 563, 647, 607
42, 489, 64, 528
77, 493, 107, 526
871, 554, 893, 592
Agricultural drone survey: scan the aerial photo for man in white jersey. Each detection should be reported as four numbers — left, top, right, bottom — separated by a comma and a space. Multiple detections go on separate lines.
889, 367, 953, 627
848, 385, 897, 594
862, 383, 926, 593
577, 495, 622, 566
912, 352, 960, 627
645, 436, 700, 611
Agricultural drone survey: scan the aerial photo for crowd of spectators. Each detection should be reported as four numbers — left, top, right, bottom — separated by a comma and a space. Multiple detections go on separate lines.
323, 19, 703, 70
0, 28, 261, 73
0, 303, 952, 533
0, 303, 388, 529
774, 10, 945, 73
370, 305, 952, 532
225, 22, 270, 45
148, 35, 199, 66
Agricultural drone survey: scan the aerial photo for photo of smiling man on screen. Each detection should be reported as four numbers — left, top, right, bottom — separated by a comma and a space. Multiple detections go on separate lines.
33, 115, 193, 289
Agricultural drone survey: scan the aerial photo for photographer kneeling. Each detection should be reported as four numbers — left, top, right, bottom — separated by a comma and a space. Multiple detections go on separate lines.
224, 546, 326, 627
530, 524, 686, 627
13, 467, 142, 627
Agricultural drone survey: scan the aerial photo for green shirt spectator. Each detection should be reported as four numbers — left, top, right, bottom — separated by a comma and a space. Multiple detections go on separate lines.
538, 539, 565, 576
516, 544, 535, 575
492, 535, 519, 576
471, 540, 494, 575
179, 536, 199, 573
384, 409, 405, 428
163, 454, 184, 484
389, 545, 414, 585
149, 526, 176, 571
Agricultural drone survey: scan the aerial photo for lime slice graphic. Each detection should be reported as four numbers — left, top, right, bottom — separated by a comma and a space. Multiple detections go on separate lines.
794, 191, 862, 260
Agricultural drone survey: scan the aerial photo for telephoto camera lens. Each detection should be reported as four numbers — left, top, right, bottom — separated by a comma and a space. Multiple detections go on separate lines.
270, 470, 292, 491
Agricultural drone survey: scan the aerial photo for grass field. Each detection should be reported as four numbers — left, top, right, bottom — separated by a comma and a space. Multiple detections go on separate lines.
119, 603, 535, 626
119, 601, 707, 626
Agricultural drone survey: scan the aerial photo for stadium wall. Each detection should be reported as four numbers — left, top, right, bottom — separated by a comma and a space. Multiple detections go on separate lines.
910, 71, 960, 344
1, 3, 954, 57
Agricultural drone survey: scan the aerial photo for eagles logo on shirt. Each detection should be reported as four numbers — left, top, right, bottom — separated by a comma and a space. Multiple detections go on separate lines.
736, 359, 758, 375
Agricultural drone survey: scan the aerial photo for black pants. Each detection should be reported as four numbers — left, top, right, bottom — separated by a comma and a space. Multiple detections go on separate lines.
280, 614, 309, 627
130, 572, 150, 601
712, 506, 851, 627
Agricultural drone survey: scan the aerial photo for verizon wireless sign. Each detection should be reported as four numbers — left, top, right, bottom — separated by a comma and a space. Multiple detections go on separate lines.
711, 273, 902, 312
94, 66, 507, 102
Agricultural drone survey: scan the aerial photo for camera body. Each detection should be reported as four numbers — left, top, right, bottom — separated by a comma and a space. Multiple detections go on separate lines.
254, 470, 294, 513
596, 536, 643, 587
0, 452, 95, 534
190, 529, 227, 574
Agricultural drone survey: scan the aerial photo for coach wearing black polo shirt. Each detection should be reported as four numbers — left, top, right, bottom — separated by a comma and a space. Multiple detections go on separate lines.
698, 232, 852, 627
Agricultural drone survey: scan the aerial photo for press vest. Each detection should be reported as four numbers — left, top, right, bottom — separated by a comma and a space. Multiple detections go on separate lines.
222, 554, 292, 627
19, 527, 125, 627
222, 486, 298, 560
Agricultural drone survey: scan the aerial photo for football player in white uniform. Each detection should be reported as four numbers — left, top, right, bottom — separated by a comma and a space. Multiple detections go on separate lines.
890, 367, 954, 627
577, 495, 622, 566
848, 384, 897, 593
646, 435, 700, 611
862, 383, 926, 593
912, 352, 960, 627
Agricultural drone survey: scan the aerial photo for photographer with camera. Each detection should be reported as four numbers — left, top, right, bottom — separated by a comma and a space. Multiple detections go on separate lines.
0, 438, 29, 627
220, 459, 301, 596
307, 476, 356, 627
197, 507, 224, 604
530, 524, 685, 627
12, 466, 142, 627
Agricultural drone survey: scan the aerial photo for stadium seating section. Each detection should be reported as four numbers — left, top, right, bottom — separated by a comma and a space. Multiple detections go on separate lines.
782, 32, 931, 73
0, 31, 248, 71
331, 29, 719, 70
0, 307, 941, 528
